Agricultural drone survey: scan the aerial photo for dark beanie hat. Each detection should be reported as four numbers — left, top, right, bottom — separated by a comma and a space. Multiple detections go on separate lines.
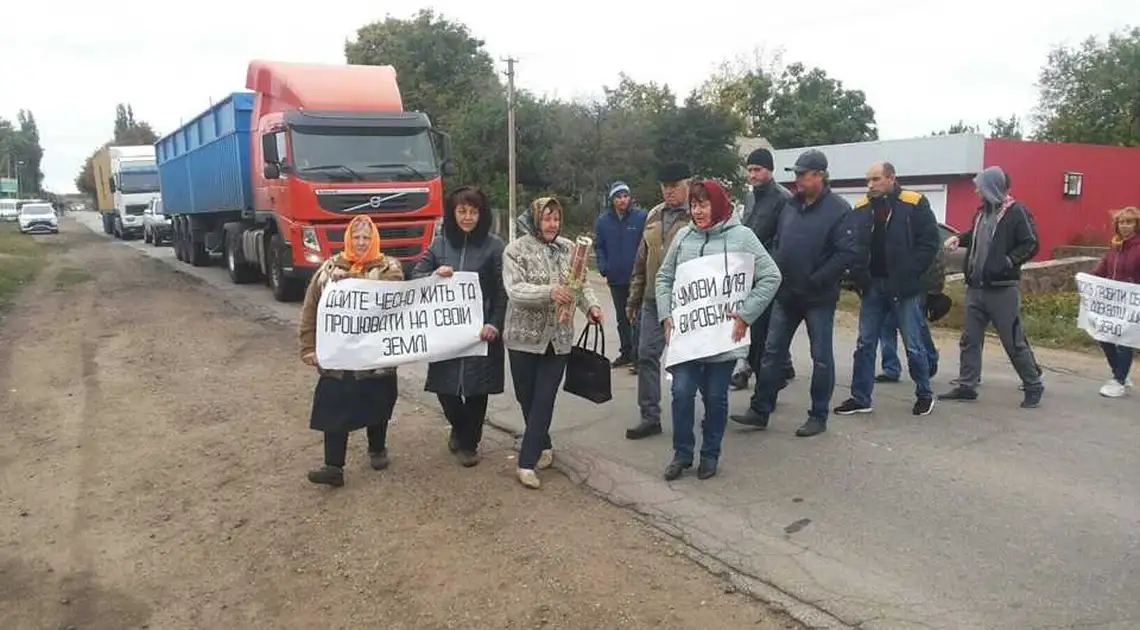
746, 148, 774, 171
658, 161, 692, 183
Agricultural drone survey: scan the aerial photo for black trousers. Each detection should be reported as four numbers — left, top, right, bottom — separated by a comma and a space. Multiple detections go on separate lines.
438, 394, 488, 452
509, 346, 568, 470
324, 425, 386, 468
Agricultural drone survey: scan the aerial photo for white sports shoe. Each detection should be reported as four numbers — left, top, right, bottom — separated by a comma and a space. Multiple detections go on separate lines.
1099, 379, 1128, 398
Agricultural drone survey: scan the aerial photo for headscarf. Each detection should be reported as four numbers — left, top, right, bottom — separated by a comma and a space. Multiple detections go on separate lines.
518, 196, 562, 243
690, 179, 733, 228
342, 215, 382, 274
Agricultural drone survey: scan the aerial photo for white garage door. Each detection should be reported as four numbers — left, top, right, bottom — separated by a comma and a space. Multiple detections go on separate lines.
832, 185, 948, 223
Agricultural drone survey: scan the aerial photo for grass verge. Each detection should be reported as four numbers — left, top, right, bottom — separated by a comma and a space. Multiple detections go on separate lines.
54, 266, 93, 290
0, 224, 50, 311
837, 281, 1098, 353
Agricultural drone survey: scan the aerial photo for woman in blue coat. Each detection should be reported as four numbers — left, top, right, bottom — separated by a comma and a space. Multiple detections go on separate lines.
411, 186, 507, 466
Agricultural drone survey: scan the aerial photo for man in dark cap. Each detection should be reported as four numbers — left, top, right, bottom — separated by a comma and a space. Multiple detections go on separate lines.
625, 161, 693, 440
731, 147, 796, 392
731, 149, 863, 437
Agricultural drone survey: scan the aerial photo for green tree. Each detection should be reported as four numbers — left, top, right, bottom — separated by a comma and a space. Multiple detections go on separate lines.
75, 104, 159, 198
987, 114, 1024, 139
0, 110, 46, 195
345, 9, 499, 128
931, 120, 981, 135
1033, 26, 1140, 145
113, 103, 159, 145
701, 56, 877, 149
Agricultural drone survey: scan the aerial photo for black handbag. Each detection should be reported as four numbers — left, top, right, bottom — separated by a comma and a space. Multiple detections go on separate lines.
563, 322, 613, 404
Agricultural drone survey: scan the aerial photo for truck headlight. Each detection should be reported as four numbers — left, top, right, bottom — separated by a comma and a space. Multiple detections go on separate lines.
301, 226, 320, 252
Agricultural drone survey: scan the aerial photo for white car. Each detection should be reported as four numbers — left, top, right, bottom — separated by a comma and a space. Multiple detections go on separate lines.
18, 203, 59, 234
143, 197, 171, 246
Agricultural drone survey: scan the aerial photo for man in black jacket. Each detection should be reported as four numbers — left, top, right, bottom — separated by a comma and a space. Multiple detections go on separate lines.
731, 150, 861, 437
940, 166, 1044, 408
834, 162, 941, 417
731, 148, 796, 392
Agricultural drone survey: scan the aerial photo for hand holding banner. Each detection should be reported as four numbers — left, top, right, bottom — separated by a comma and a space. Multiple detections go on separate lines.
664, 252, 756, 368
1075, 272, 1140, 349
316, 272, 488, 370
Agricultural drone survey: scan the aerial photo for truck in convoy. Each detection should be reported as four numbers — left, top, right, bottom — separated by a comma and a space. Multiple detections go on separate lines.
93, 145, 161, 238
155, 59, 453, 302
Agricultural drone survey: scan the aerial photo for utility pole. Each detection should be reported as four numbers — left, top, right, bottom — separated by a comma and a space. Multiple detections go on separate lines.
503, 56, 518, 242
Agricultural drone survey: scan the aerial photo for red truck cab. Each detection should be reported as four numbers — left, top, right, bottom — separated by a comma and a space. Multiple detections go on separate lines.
246, 59, 451, 296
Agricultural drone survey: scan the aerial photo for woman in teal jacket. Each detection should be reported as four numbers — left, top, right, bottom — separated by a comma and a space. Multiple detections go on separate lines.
656, 179, 782, 481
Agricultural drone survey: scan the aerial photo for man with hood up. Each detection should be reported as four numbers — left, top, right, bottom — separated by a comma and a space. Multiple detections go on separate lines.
941, 165, 1044, 408
594, 181, 648, 368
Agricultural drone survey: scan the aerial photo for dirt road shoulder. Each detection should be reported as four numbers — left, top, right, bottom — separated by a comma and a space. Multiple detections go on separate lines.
0, 221, 798, 630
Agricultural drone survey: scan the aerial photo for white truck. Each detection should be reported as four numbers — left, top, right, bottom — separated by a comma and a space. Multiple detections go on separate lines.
93, 145, 161, 239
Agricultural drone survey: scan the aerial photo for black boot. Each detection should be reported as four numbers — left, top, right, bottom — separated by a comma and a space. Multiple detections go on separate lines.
795, 418, 827, 438
1020, 387, 1043, 409
697, 459, 718, 480
626, 420, 662, 440
663, 459, 692, 481
729, 372, 750, 391
729, 410, 769, 429
939, 386, 978, 401
307, 465, 345, 487
369, 449, 390, 470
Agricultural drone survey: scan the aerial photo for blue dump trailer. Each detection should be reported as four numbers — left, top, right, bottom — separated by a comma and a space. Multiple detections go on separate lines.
155, 93, 255, 270
157, 92, 253, 217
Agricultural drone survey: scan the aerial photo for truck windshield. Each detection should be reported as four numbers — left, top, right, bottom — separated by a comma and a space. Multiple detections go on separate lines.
119, 170, 161, 194
290, 126, 439, 182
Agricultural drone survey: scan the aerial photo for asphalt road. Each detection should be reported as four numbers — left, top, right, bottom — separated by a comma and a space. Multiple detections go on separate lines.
75, 213, 1140, 630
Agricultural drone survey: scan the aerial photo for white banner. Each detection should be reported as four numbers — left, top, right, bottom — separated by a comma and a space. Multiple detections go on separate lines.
315, 273, 488, 370
664, 252, 756, 368
1075, 272, 1140, 349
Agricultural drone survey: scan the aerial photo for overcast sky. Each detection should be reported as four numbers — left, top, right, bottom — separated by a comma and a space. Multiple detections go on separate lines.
3, 0, 1137, 193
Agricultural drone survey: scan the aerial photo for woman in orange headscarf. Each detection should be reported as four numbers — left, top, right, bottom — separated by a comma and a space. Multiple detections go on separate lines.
298, 215, 406, 487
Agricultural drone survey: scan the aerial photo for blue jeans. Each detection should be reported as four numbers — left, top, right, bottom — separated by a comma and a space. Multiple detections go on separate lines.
750, 300, 836, 421
670, 360, 734, 464
1100, 342, 1135, 384
852, 280, 932, 405
880, 295, 939, 379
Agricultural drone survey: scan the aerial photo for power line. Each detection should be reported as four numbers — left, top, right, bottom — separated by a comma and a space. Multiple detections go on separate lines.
503, 56, 518, 242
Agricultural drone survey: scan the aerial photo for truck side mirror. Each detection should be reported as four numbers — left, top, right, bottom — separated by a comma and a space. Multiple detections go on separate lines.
432, 129, 454, 176
261, 134, 279, 164
263, 163, 281, 180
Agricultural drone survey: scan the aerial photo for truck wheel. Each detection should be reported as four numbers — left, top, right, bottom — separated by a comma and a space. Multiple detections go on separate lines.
268, 234, 304, 302
188, 236, 210, 267
113, 217, 123, 239
174, 220, 188, 262
144, 228, 152, 244
225, 233, 257, 284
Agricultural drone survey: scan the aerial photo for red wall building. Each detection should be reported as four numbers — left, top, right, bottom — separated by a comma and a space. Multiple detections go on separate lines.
772, 135, 1140, 260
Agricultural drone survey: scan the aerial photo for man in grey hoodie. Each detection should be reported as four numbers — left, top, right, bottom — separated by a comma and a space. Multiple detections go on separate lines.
940, 166, 1044, 408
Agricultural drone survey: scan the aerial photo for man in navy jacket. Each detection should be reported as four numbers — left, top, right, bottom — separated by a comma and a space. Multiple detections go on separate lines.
731, 150, 861, 437
594, 181, 648, 367
834, 162, 941, 418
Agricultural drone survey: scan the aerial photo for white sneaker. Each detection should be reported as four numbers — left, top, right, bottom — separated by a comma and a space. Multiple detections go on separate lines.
537, 449, 554, 470
1099, 380, 1127, 398
516, 468, 541, 489
1126, 377, 1134, 389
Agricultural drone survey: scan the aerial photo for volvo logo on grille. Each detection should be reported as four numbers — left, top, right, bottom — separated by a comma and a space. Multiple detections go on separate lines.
342, 190, 410, 213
